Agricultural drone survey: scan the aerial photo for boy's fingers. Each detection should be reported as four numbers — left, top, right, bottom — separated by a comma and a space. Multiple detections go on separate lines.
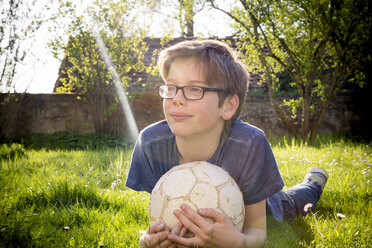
168, 233, 198, 247
141, 223, 175, 248
148, 222, 166, 234
198, 208, 227, 223
179, 204, 209, 230
174, 205, 202, 235
149, 231, 173, 248
174, 244, 189, 248
179, 225, 188, 237
171, 221, 183, 236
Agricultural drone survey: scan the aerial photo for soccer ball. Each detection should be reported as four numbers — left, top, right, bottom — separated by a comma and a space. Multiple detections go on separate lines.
149, 161, 245, 234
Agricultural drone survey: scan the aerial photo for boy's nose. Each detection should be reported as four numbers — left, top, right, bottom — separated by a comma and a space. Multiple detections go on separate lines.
172, 88, 187, 106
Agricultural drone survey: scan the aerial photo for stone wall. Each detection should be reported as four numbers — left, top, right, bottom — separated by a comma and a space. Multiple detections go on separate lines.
241, 96, 354, 136
0, 93, 356, 139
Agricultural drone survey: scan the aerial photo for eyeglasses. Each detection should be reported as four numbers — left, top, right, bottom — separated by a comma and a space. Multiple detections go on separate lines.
157, 85, 226, 100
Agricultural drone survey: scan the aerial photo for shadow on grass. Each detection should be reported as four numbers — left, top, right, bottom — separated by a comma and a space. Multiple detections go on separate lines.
1, 132, 135, 151
15, 181, 109, 211
315, 190, 370, 219
267, 189, 372, 248
14, 181, 147, 216
0, 207, 36, 248
268, 132, 369, 149
265, 215, 313, 248
1, 181, 148, 247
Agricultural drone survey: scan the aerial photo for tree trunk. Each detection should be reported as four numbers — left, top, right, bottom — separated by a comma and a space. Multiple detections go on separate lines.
302, 85, 311, 139
186, 20, 194, 37
309, 62, 349, 139
246, 10, 298, 136
267, 79, 298, 136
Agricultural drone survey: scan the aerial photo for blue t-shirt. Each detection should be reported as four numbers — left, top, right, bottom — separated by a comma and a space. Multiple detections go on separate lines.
125, 119, 285, 220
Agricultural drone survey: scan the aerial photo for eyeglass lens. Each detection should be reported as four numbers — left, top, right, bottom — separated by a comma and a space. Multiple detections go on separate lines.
159, 85, 204, 100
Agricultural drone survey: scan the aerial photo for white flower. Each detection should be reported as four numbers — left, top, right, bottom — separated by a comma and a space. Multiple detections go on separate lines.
336, 213, 346, 219
64, 226, 70, 230
304, 203, 313, 213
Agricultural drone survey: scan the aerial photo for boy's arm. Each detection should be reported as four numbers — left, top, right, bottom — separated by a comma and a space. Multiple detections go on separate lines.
168, 200, 266, 248
240, 199, 267, 247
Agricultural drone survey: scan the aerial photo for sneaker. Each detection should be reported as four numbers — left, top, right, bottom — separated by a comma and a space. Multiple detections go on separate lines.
302, 167, 329, 191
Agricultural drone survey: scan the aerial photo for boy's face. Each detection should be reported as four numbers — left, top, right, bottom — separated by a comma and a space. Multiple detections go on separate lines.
163, 57, 227, 139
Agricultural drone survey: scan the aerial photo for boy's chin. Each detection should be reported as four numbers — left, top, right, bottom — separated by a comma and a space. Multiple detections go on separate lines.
170, 128, 192, 138
169, 124, 199, 138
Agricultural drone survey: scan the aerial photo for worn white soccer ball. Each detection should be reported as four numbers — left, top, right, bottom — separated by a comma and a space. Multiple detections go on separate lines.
149, 161, 245, 233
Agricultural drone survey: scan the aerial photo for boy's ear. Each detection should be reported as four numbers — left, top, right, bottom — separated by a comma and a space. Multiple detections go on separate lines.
221, 94, 239, 120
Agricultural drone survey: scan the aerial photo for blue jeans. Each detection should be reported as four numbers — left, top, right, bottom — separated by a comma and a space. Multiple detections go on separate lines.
279, 183, 323, 221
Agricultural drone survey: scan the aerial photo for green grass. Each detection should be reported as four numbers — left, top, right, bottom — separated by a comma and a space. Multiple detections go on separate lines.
265, 137, 371, 247
0, 137, 371, 247
0, 148, 148, 247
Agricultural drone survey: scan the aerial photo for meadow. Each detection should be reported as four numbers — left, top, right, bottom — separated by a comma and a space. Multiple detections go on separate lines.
0, 135, 371, 247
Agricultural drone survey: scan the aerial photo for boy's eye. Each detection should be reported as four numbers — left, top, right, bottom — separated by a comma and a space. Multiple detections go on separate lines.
186, 87, 203, 94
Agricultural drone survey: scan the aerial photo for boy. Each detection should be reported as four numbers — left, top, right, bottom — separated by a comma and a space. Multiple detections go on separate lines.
125, 40, 328, 247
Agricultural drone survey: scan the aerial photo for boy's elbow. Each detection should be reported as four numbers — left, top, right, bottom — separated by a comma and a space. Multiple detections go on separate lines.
256, 228, 266, 247
241, 227, 266, 248
252, 228, 266, 247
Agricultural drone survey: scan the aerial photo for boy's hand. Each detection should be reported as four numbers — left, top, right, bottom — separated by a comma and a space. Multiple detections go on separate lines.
168, 204, 244, 247
139, 222, 172, 248
139, 222, 187, 248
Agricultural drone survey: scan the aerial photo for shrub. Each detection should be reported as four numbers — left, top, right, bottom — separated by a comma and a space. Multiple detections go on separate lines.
0, 143, 27, 160
21, 132, 133, 150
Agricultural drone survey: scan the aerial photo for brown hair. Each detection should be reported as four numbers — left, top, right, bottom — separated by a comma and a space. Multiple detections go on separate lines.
157, 39, 250, 122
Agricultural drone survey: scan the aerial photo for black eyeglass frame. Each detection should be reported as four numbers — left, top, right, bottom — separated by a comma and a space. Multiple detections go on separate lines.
156, 84, 226, 100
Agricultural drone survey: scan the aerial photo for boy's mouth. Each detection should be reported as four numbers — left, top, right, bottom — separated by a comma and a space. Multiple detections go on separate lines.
170, 112, 192, 121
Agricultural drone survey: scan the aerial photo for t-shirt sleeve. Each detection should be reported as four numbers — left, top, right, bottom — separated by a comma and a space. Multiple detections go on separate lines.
125, 134, 157, 193
227, 131, 284, 205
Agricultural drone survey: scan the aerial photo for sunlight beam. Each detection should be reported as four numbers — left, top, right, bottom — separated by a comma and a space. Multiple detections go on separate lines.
93, 28, 139, 142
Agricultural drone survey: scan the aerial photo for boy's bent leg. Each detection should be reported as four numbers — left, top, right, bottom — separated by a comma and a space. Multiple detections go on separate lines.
281, 167, 329, 221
